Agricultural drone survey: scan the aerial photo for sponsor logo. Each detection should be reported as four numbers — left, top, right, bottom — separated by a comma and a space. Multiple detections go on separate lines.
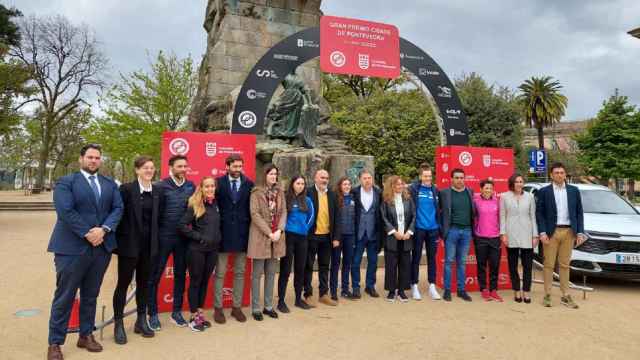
205, 142, 217, 157
238, 110, 257, 128
297, 38, 319, 48
330, 50, 346, 67
273, 53, 299, 61
163, 294, 173, 303
459, 151, 473, 167
483, 154, 491, 167
211, 168, 219, 176
400, 53, 425, 61
246, 89, 267, 100
418, 68, 440, 76
256, 69, 278, 79
358, 54, 370, 69
437, 85, 452, 98
450, 129, 455, 137
442, 163, 449, 173
168, 138, 189, 155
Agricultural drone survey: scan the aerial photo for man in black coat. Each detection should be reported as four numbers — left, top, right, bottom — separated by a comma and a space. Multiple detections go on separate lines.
147, 154, 195, 330
350, 169, 384, 299
213, 154, 254, 324
304, 169, 340, 307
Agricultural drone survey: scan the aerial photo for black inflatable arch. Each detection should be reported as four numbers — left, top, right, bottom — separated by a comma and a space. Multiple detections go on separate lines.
231, 26, 469, 145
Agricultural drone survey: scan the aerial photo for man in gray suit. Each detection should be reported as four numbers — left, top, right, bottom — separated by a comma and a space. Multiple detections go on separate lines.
439, 168, 475, 302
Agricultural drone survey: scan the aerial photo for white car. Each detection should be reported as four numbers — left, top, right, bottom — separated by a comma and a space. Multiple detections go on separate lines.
524, 183, 640, 279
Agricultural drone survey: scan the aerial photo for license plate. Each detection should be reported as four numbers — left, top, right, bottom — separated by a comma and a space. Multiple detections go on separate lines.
616, 254, 640, 264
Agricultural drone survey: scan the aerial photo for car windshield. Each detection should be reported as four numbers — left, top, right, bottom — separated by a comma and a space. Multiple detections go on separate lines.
581, 190, 638, 215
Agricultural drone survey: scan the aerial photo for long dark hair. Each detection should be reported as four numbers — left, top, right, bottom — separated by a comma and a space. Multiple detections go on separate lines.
335, 176, 352, 209
286, 175, 309, 212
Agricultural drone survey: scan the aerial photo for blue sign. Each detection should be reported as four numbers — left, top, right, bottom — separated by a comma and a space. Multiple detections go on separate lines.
529, 150, 546, 173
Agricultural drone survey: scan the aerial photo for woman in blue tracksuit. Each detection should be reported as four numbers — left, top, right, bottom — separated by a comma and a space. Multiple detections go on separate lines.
277, 175, 315, 312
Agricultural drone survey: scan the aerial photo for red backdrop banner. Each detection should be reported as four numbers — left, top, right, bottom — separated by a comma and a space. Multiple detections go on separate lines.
157, 132, 257, 311
435, 146, 515, 292
320, 15, 400, 79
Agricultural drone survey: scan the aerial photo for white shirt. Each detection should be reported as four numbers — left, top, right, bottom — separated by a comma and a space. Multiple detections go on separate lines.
315, 184, 328, 194
80, 169, 101, 197
170, 172, 186, 187
229, 175, 241, 189
394, 193, 405, 234
360, 187, 374, 212
138, 179, 152, 193
553, 182, 570, 225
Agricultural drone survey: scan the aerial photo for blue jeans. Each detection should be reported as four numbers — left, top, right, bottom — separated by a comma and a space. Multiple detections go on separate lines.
147, 234, 187, 315
351, 234, 378, 290
411, 229, 440, 285
49, 246, 111, 345
330, 234, 355, 295
443, 227, 472, 292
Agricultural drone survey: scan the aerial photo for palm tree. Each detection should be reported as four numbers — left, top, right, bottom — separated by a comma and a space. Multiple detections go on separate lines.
518, 76, 568, 149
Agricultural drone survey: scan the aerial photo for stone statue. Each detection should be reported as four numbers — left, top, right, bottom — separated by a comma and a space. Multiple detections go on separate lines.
265, 72, 320, 148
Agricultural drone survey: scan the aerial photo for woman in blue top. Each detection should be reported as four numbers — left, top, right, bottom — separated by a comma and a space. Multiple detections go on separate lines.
277, 175, 315, 312
331, 177, 357, 300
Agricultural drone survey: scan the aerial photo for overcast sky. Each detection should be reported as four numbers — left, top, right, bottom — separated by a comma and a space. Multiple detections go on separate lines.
11, 0, 640, 121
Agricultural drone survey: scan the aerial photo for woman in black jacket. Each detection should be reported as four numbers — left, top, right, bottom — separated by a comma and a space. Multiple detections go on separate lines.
178, 176, 221, 332
113, 156, 162, 344
380, 175, 416, 303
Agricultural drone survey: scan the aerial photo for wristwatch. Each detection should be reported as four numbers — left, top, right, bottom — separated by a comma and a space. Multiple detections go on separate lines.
101, 225, 111, 233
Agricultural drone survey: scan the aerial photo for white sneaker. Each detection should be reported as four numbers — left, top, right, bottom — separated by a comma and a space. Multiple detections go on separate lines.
429, 284, 441, 300
411, 284, 422, 300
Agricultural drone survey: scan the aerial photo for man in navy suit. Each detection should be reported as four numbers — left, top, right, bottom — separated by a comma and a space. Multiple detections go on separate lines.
212, 154, 254, 324
47, 144, 123, 360
536, 162, 585, 309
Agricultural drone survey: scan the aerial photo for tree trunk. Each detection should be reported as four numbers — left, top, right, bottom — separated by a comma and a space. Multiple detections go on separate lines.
537, 124, 545, 150
36, 131, 51, 191
629, 179, 636, 202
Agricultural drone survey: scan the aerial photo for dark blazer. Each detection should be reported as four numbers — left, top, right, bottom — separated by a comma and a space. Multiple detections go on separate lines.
380, 196, 416, 252
408, 181, 441, 235
438, 187, 476, 240
307, 185, 340, 242
351, 185, 384, 246
535, 183, 584, 237
115, 181, 163, 258
216, 174, 254, 252
48, 172, 124, 255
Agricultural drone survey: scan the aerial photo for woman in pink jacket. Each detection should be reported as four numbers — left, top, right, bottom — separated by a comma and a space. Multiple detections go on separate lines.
473, 179, 503, 302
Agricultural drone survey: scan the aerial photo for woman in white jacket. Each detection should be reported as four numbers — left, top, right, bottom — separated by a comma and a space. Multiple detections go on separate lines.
500, 174, 538, 304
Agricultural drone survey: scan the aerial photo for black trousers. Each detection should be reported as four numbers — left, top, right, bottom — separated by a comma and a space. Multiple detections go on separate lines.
474, 237, 501, 291
304, 234, 331, 297
186, 249, 217, 313
507, 248, 533, 292
278, 231, 308, 301
113, 253, 151, 320
384, 249, 411, 292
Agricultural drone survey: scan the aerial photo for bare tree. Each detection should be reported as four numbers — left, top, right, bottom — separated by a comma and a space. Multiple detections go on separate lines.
11, 14, 106, 188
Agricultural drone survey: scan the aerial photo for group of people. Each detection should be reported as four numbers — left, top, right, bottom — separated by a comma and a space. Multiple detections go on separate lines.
46, 144, 586, 360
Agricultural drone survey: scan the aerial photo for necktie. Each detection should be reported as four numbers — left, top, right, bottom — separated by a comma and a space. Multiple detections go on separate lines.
89, 175, 100, 204
232, 179, 239, 202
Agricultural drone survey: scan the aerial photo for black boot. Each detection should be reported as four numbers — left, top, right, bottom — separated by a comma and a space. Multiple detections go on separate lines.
114, 319, 127, 345
134, 315, 155, 338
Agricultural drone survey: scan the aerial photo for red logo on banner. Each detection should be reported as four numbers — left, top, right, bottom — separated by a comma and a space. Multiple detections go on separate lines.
320, 15, 400, 79
436, 146, 514, 193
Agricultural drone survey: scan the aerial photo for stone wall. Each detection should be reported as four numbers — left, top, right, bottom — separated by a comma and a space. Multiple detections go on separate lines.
190, 0, 323, 131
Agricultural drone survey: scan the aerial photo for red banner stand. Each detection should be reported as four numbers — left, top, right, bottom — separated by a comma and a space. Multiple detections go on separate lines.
157, 132, 257, 311
434, 146, 514, 292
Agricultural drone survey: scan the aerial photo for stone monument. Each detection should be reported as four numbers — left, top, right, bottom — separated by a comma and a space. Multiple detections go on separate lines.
190, 0, 374, 186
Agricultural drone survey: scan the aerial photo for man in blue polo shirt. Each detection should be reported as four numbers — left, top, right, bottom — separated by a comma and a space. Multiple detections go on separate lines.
408, 163, 441, 300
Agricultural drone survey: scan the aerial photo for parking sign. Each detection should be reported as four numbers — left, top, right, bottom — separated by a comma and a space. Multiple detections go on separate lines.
529, 149, 546, 173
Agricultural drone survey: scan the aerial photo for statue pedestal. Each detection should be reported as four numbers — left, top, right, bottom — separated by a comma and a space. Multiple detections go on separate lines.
255, 142, 374, 188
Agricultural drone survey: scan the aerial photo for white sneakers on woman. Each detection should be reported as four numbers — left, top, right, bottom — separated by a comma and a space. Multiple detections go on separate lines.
412, 283, 442, 300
